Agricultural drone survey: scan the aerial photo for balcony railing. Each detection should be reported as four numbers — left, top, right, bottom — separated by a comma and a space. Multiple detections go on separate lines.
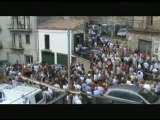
8, 24, 32, 32
9, 42, 24, 50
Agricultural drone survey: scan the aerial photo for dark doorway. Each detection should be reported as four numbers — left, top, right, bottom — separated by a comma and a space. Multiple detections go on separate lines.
41, 51, 54, 65
57, 53, 68, 66
138, 39, 152, 56
74, 33, 84, 52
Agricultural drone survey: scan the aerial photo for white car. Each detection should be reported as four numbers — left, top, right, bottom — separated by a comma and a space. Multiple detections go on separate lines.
117, 28, 128, 37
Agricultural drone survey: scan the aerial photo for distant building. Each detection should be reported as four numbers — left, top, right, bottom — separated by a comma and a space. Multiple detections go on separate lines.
0, 16, 38, 64
127, 16, 160, 57
38, 18, 85, 65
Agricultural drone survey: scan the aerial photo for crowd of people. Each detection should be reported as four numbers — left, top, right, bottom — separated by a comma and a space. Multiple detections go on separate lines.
3, 31, 160, 104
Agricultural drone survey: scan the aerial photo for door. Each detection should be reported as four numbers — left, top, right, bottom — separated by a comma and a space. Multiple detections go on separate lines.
57, 53, 68, 66
138, 40, 152, 56
41, 51, 55, 65
74, 33, 84, 52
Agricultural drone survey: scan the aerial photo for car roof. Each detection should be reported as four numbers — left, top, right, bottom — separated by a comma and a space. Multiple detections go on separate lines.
0, 84, 12, 90
11, 85, 40, 94
119, 28, 127, 30
108, 84, 143, 93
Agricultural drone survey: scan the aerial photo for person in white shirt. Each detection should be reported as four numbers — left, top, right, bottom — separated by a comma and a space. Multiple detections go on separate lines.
126, 80, 133, 86
97, 72, 101, 80
72, 95, 82, 104
86, 77, 92, 85
75, 84, 81, 91
116, 66, 121, 75
129, 67, 134, 75
112, 76, 118, 84
136, 71, 144, 81
54, 84, 60, 88
143, 81, 151, 91
138, 63, 142, 69
150, 62, 154, 72
94, 74, 98, 81
144, 61, 149, 69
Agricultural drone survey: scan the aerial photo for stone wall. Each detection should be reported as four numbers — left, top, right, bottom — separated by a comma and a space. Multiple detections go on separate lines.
127, 31, 160, 57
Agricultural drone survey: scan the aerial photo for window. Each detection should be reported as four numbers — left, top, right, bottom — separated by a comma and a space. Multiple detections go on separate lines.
35, 92, 43, 103
10, 16, 30, 29
138, 89, 158, 103
11, 16, 14, 28
18, 34, 22, 48
147, 16, 153, 26
107, 90, 127, 98
18, 16, 25, 29
122, 93, 143, 103
26, 16, 30, 29
26, 34, 30, 44
44, 35, 50, 49
12, 34, 16, 47
25, 55, 33, 64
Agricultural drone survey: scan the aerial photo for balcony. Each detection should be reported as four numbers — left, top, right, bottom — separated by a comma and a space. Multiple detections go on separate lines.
9, 42, 24, 50
10, 46, 24, 50
8, 25, 32, 32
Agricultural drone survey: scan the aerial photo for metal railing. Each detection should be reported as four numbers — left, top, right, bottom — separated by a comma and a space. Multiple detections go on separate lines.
8, 24, 32, 32
47, 92, 69, 104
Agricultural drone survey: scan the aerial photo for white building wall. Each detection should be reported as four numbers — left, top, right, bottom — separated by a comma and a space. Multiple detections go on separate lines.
38, 29, 74, 64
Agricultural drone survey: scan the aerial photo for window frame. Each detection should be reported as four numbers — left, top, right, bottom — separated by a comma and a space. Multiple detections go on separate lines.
25, 55, 33, 64
44, 34, 50, 49
12, 33, 16, 48
26, 34, 30, 44
122, 92, 144, 103
107, 90, 128, 99
18, 34, 22, 48
35, 92, 43, 103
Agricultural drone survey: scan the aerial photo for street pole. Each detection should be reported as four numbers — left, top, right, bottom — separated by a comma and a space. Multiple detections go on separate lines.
67, 29, 71, 90
67, 29, 73, 104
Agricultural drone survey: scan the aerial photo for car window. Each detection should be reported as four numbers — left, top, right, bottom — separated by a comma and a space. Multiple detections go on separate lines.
35, 92, 43, 103
93, 26, 99, 29
138, 89, 159, 103
119, 28, 127, 32
107, 90, 127, 98
122, 93, 143, 103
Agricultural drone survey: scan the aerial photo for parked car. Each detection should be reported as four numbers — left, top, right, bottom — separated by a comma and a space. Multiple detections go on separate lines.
92, 25, 100, 31
0, 85, 46, 104
80, 48, 103, 60
100, 24, 112, 36
90, 84, 160, 104
117, 28, 128, 37
101, 24, 107, 34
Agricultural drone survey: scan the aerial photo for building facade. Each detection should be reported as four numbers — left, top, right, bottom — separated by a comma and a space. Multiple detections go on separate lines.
0, 16, 38, 64
38, 19, 85, 65
127, 16, 160, 57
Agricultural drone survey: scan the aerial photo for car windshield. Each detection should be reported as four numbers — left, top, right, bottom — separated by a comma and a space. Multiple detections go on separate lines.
93, 26, 99, 29
138, 89, 159, 103
119, 28, 127, 32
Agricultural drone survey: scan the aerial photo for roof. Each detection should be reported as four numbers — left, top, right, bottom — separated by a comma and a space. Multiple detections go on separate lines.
38, 19, 83, 30
11, 85, 40, 94
0, 84, 12, 90
108, 84, 142, 93
0, 85, 41, 104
